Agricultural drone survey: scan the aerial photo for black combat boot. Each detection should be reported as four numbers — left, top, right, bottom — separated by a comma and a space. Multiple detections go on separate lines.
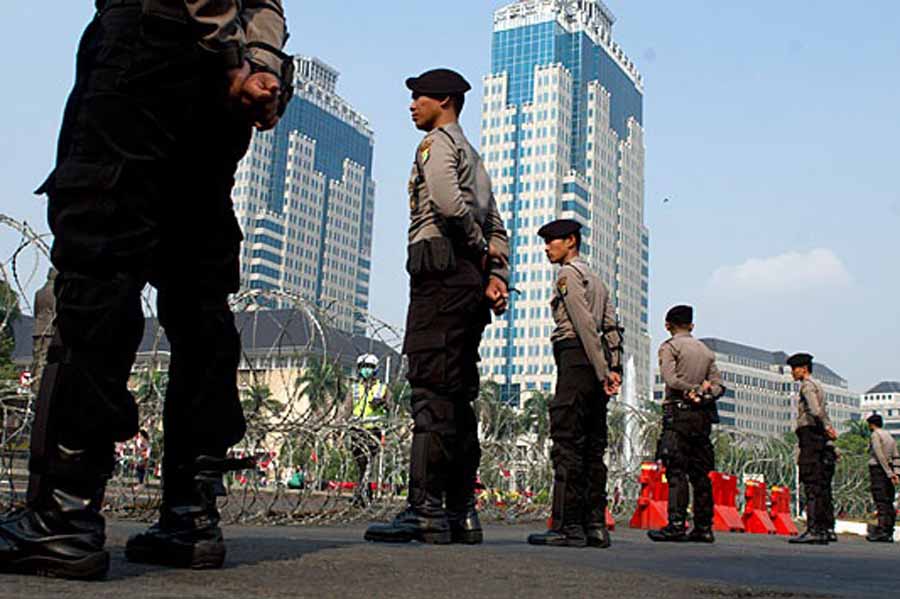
648, 519, 688, 543
448, 507, 483, 545
126, 456, 244, 569
788, 528, 828, 545
686, 525, 715, 544
0, 487, 109, 580
826, 530, 838, 543
364, 494, 451, 545
527, 524, 588, 548
585, 524, 611, 549
866, 514, 895, 543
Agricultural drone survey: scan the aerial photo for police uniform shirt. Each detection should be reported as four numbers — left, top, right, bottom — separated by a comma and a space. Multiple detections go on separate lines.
869, 428, 900, 478
550, 257, 622, 382
658, 333, 723, 404
140, 0, 288, 72
795, 378, 832, 430
407, 122, 509, 283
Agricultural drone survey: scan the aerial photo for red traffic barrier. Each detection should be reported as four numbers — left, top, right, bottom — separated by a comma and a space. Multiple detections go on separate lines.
742, 480, 776, 534
547, 508, 615, 532
709, 472, 745, 533
629, 462, 669, 530
770, 486, 799, 536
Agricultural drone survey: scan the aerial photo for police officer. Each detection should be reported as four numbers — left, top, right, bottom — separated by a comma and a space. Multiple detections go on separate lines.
787, 352, 838, 545
0, 0, 291, 579
349, 354, 390, 506
648, 305, 725, 543
865, 414, 899, 543
527, 219, 622, 549
365, 69, 510, 545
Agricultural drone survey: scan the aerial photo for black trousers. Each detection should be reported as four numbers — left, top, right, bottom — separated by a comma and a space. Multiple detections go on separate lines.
823, 447, 837, 530
797, 426, 831, 532
29, 4, 250, 505
658, 405, 714, 528
549, 341, 609, 530
403, 254, 488, 515
870, 465, 897, 530
351, 427, 381, 499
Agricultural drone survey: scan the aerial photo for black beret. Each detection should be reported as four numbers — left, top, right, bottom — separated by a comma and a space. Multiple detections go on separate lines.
786, 353, 814, 368
537, 219, 582, 241
867, 413, 884, 427
406, 68, 471, 96
665, 305, 693, 326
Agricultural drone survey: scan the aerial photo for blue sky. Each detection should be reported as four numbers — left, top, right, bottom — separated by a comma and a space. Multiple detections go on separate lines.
1, 1, 898, 390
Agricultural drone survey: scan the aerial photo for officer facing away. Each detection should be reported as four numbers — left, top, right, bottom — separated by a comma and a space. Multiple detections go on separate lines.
787, 352, 838, 545
365, 69, 510, 545
349, 354, 390, 506
527, 219, 623, 549
865, 413, 899, 543
648, 305, 725, 544
0, 0, 291, 580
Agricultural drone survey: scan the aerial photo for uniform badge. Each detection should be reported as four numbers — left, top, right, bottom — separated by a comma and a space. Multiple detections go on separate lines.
419, 138, 433, 164
557, 276, 568, 296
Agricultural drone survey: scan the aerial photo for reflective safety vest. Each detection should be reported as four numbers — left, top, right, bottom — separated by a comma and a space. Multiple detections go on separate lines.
352, 380, 388, 427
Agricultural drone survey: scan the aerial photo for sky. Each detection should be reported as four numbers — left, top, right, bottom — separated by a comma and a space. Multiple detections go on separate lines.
1, 1, 898, 391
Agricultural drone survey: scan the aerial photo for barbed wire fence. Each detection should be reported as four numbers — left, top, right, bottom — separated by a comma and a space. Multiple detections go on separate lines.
0, 214, 877, 526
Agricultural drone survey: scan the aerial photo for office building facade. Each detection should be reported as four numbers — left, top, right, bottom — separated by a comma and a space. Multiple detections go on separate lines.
861, 382, 900, 440
479, 0, 650, 404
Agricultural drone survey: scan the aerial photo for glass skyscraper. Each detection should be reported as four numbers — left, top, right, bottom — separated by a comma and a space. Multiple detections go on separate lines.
232, 56, 375, 334
480, 0, 651, 404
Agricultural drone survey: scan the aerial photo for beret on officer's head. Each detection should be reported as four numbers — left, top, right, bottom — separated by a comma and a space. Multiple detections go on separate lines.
406, 68, 472, 96
867, 413, 884, 427
786, 352, 814, 369
665, 305, 693, 326
537, 219, 582, 241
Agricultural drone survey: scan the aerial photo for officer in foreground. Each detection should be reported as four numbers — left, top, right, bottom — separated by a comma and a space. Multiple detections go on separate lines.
0, 0, 291, 580
349, 354, 390, 506
365, 69, 510, 545
648, 306, 725, 543
865, 414, 899, 543
787, 353, 838, 545
526, 219, 622, 549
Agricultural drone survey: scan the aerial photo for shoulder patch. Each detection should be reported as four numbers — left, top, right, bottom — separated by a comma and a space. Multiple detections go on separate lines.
557, 276, 568, 296
419, 138, 433, 164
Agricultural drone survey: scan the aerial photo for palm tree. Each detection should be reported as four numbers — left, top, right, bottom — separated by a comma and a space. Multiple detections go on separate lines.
522, 390, 551, 450
474, 380, 521, 442
295, 356, 346, 416
241, 383, 282, 417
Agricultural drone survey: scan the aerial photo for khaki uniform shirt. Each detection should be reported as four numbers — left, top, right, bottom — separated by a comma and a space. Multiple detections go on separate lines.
869, 428, 899, 478
658, 333, 723, 405
550, 257, 622, 382
140, 0, 288, 72
795, 378, 832, 430
407, 122, 509, 282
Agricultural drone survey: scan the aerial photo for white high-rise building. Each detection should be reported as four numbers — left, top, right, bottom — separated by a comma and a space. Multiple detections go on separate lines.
861, 382, 900, 440
480, 0, 650, 405
232, 56, 375, 334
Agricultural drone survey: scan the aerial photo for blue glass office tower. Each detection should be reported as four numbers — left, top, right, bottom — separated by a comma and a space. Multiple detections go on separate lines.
233, 57, 376, 334
480, 0, 651, 404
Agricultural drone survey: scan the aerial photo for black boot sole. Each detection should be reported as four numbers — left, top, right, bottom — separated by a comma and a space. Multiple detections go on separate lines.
451, 530, 483, 545
586, 538, 611, 549
527, 536, 587, 548
648, 534, 688, 543
125, 540, 225, 569
0, 550, 110, 580
364, 529, 452, 545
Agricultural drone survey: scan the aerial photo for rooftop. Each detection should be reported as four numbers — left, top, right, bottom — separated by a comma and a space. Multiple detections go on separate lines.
865, 381, 900, 395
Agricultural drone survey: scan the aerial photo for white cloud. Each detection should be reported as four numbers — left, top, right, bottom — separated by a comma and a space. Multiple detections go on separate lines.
705, 248, 852, 298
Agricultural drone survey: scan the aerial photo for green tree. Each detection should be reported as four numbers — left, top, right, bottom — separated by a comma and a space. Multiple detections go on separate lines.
0, 281, 22, 380
241, 383, 282, 418
295, 356, 346, 415
521, 390, 551, 450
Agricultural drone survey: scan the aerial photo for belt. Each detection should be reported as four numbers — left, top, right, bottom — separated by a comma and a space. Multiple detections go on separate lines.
553, 338, 581, 352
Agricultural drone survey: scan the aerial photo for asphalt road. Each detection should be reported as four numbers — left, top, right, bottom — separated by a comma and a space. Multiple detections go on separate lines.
1, 520, 896, 598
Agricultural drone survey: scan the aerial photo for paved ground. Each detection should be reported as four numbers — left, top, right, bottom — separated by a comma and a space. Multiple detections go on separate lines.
1, 520, 896, 598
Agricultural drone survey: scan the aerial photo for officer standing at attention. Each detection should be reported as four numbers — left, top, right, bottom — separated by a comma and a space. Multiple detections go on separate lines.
865, 414, 899, 543
349, 354, 390, 506
365, 69, 510, 545
787, 353, 838, 545
648, 305, 725, 544
527, 219, 623, 549
0, 0, 291, 580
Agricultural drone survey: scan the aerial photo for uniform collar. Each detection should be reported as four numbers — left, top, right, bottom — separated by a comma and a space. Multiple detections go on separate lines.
673, 331, 692, 339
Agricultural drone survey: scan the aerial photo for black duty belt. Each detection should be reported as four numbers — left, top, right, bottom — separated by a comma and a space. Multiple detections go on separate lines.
553, 338, 582, 352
